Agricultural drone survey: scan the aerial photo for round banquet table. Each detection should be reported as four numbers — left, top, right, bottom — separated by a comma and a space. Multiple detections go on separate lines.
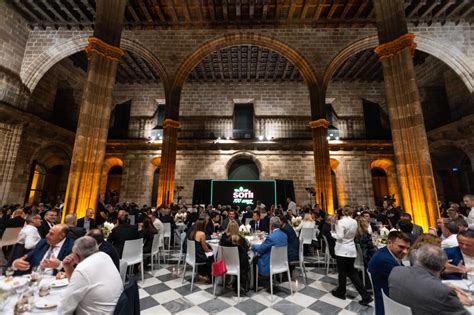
442, 280, 474, 314
1, 275, 67, 314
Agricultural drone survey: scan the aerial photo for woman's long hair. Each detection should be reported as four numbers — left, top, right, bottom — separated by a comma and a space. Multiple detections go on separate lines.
356, 217, 369, 236
225, 220, 240, 237
143, 217, 158, 234
190, 218, 206, 239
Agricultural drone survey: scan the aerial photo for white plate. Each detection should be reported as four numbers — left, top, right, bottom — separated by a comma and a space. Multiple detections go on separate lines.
35, 300, 57, 309
50, 279, 68, 288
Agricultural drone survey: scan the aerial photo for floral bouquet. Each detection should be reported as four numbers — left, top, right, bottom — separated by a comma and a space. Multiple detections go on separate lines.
175, 212, 187, 223
379, 226, 390, 244
239, 224, 252, 236
102, 221, 115, 239
291, 216, 302, 228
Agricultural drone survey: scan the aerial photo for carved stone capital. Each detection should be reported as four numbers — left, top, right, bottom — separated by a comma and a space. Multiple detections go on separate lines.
163, 119, 180, 129
374, 33, 417, 60
309, 119, 329, 129
85, 37, 125, 61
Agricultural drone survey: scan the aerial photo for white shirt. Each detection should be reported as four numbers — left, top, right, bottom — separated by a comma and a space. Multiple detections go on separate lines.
467, 207, 474, 229
153, 218, 164, 236
42, 238, 66, 275
462, 253, 474, 269
331, 216, 358, 258
17, 225, 41, 250
441, 234, 459, 249
58, 251, 123, 315
287, 201, 297, 212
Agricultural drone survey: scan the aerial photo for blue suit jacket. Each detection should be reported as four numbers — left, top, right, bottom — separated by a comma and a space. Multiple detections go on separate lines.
368, 246, 401, 315
252, 228, 288, 277
25, 238, 74, 274
444, 247, 463, 280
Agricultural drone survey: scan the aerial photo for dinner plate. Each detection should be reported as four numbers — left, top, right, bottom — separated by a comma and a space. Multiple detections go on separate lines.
35, 300, 57, 309
50, 279, 68, 288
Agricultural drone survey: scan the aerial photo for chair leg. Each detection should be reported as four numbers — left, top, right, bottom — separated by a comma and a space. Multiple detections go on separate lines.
301, 261, 307, 286
270, 273, 273, 301
237, 274, 240, 303
279, 273, 282, 284
287, 269, 293, 295
213, 276, 218, 297
141, 262, 145, 283
151, 254, 154, 272
190, 264, 195, 292
182, 263, 187, 284
255, 266, 259, 292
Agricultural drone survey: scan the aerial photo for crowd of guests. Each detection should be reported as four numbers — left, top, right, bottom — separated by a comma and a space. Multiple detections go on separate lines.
1, 193, 474, 314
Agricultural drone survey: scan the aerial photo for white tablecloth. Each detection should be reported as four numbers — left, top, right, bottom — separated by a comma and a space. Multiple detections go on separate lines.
2, 275, 67, 314
442, 280, 474, 314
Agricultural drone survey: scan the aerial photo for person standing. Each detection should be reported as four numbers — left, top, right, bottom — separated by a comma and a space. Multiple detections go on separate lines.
330, 206, 372, 306
464, 194, 474, 229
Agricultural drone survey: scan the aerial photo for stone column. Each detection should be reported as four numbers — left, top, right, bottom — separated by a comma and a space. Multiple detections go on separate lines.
63, 0, 126, 219
157, 119, 180, 207
374, 0, 438, 229
310, 119, 334, 213
0, 122, 23, 204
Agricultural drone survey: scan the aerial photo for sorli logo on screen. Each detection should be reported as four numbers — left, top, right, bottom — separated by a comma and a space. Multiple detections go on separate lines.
233, 187, 254, 205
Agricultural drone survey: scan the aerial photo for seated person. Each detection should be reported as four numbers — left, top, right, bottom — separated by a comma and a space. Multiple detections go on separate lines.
250, 211, 269, 233
279, 216, 299, 264
188, 218, 213, 282
251, 217, 288, 278
58, 236, 123, 314
64, 214, 86, 240
321, 215, 336, 258
389, 244, 470, 314
17, 213, 42, 251
12, 224, 74, 275
221, 210, 241, 231
77, 208, 97, 231
139, 217, 158, 254
219, 220, 250, 290
107, 216, 140, 258
206, 212, 221, 236
87, 228, 120, 271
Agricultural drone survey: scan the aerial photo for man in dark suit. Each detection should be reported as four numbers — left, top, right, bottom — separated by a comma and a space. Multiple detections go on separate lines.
249, 211, 269, 233
221, 209, 241, 231
88, 228, 120, 271
389, 244, 470, 314
64, 214, 86, 240
38, 210, 58, 238
368, 231, 411, 315
185, 207, 199, 230
107, 216, 140, 258
206, 212, 221, 236
400, 212, 423, 240
242, 206, 253, 224
77, 208, 97, 231
12, 224, 74, 275
4, 208, 25, 229
161, 208, 176, 244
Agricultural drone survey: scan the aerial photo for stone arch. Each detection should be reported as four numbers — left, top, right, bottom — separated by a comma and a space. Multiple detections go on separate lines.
370, 158, 401, 206
225, 152, 262, 178
429, 139, 474, 170
30, 143, 72, 168
21, 35, 170, 93
172, 33, 319, 92
100, 156, 124, 198
322, 35, 474, 93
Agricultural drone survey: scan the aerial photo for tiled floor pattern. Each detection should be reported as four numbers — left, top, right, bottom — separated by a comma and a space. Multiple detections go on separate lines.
137, 251, 374, 315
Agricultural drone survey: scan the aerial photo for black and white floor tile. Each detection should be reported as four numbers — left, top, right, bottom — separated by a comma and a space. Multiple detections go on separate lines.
137, 251, 374, 315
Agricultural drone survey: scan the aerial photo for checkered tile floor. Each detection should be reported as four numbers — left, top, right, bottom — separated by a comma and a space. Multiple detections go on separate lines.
136, 250, 374, 315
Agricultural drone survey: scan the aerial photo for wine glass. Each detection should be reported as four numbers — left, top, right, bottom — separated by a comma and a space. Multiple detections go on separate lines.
5, 268, 14, 279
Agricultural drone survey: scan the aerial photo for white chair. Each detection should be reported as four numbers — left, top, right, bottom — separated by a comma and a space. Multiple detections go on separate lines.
163, 223, 172, 249
177, 232, 187, 271
213, 246, 241, 301
143, 234, 160, 271
256, 245, 293, 301
182, 239, 206, 292
158, 233, 166, 264
354, 244, 365, 286
128, 215, 135, 225
322, 235, 336, 275
119, 259, 128, 284
122, 238, 144, 283
1, 227, 22, 249
382, 290, 412, 315
290, 237, 308, 285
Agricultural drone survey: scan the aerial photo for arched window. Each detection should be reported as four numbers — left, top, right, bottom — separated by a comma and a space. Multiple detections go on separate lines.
371, 167, 389, 207
105, 166, 123, 205
228, 159, 259, 180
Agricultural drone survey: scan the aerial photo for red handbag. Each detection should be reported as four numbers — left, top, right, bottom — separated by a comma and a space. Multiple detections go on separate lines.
211, 258, 227, 277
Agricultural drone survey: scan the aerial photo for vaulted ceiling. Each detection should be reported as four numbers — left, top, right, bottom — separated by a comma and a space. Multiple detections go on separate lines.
8, 0, 474, 30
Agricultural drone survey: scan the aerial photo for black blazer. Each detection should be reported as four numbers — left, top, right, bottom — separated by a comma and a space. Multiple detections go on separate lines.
107, 223, 140, 258
67, 227, 86, 240
250, 219, 269, 233
38, 220, 53, 238
5, 216, 25, 229
77, 217, 97, 230
99, 240, 120, 271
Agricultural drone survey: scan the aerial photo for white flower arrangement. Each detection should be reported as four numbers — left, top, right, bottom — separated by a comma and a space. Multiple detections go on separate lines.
102, 221, 115, 239
380, 226, 390, 244
291, 216, 302, 228
239, 224, 252, 236
175, 212, 187, 223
